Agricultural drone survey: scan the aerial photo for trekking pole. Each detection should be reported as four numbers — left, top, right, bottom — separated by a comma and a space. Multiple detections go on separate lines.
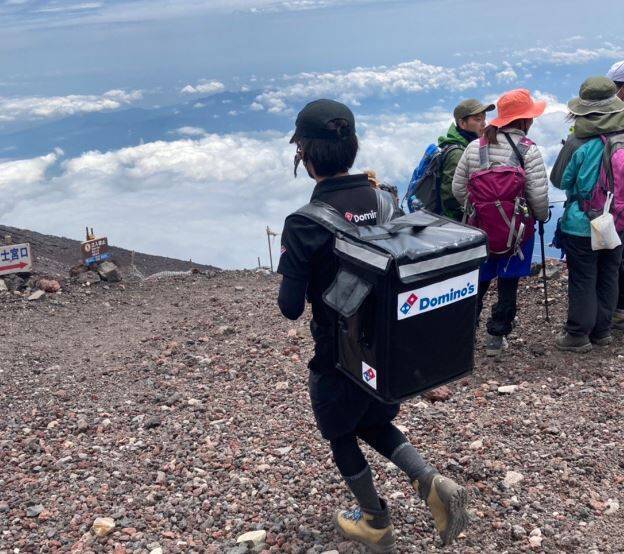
538, 220, 550, 322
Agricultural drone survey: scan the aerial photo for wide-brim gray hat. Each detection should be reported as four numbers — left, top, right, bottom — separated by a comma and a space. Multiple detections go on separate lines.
568, 76, 624, 116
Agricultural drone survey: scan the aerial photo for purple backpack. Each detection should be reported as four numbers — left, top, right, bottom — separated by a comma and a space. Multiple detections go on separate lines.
579, 133, 624, 232
466, 133, 535, 259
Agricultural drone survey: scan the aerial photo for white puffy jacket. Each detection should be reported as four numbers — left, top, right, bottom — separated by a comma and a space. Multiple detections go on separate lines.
451, 128, 549, 222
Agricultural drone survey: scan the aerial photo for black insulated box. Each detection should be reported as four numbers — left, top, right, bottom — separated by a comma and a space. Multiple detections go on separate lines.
322, 209, 488, 404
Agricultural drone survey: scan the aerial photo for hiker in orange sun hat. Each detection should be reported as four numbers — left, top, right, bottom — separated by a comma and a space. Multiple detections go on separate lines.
452, 89, 549, 357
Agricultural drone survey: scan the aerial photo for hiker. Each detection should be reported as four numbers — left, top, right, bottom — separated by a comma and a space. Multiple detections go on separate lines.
439, 99, 495, 220
608, 60, 624, 100
607, 61, 624, 330
452, 89, 549, 356
277, 99, 469, 552
550, 77, 624, 351
404, 99, 494, 217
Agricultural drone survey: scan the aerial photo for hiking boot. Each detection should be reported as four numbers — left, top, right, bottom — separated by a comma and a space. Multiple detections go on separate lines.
555, 332, 592, 353
590, 333, 613, 346
334, 498, 396, 553
485, 333, 508, 357
613, 309, 624, 331
413, 473, 469, 546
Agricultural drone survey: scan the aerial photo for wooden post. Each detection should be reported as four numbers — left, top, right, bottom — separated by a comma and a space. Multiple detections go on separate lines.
266, 226, 274, 273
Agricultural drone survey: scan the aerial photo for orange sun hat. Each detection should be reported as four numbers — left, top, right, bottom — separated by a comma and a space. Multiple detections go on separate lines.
490, 89, 547, 127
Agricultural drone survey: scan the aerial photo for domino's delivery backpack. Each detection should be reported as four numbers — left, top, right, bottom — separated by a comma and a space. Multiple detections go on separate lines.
296, 196, 488, 404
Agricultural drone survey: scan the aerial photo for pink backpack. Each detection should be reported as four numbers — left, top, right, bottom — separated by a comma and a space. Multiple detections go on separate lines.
579, 133, 624, 232
466, 133, 535, 259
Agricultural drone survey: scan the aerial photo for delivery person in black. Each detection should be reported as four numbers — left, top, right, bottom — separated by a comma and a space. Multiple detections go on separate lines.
277, 99, 469, 552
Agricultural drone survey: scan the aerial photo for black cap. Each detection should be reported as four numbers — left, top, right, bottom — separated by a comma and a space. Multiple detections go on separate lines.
290, 99, 356, 143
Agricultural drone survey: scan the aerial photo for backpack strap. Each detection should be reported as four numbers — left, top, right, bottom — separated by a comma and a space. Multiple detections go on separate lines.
503, 133, 534, 169
295, 188, 396, 234
600, 134, 616, 195
295, 201, 355, 235
478, 137, 490, 169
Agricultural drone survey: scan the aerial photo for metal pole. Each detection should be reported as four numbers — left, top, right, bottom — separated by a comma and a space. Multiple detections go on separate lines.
257, 256, 261, 269
538, 221, 550, 322
266, 226, 274, 273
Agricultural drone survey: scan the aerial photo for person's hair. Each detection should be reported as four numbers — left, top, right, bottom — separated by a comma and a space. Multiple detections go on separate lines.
483, 118, 532, 145
298, 119, 358, 177
363, 169, 379, 188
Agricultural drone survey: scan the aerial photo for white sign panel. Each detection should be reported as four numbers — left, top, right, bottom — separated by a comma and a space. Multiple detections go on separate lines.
0, 243, 32, 276
397, 270, 479, 321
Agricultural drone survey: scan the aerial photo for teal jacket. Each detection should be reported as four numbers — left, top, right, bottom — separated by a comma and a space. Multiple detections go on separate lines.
551, 111, 624, 237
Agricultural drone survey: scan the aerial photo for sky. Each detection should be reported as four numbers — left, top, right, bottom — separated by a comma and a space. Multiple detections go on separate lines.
0, 0, 623, 268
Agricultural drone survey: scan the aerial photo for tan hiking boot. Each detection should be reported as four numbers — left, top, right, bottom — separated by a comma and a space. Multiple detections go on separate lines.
413, 473, 469, 545
334, 498, 396, 553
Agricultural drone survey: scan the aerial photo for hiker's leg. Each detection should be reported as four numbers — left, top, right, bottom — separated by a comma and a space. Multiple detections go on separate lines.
486, 277, 519, 336
330, 433, 395, 551
358, 423, 468, 546
477, 280, 491, 319
564, 234, 598, 337
618, 263, 624, 311
330, 433, 382, 513
593, 244, 623, 338
356, 423, 435, 485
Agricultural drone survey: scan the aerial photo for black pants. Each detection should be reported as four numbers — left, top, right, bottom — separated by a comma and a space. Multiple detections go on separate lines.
330, 423, 408, 477
618, 264, 624, 311
477, 277, 520, 337
564, 233, 623, 338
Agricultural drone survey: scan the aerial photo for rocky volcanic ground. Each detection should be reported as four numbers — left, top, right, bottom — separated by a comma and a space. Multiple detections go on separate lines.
0, 260, 623, 553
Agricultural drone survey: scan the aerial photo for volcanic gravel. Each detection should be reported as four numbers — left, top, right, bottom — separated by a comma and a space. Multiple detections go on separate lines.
0, 265, 623, 553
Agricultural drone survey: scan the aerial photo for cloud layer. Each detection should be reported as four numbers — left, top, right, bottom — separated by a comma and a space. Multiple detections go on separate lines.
0, 98, 570, 269
0, 89, 142, 122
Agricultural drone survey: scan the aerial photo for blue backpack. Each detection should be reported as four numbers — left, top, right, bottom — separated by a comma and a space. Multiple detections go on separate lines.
403, 144, 462, 213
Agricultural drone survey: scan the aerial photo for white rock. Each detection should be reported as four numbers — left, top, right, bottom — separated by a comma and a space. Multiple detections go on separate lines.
236, 530, 266, 545
605, 499, 620, 515
276, 381, 289, 391
150, 548, 163, 554
497, 385, 519, 394
503, 471, 524, 488
187, 398, 202, 406
276, 446, 292, 456
529, 528, 542, 547
91, 517, 115, 537
469, 439, 483, 450
0, 280, 7, 292
28, 290, 45, 301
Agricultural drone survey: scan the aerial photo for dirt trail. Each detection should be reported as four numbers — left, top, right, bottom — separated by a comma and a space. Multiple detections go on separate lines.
0, 267, 623, 553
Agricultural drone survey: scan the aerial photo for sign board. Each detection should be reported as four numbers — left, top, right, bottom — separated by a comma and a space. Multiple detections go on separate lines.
0, 243, 32, 276
81, 237, 110, 266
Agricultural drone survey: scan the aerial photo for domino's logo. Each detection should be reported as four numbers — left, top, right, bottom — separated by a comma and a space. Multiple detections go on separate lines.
361, 362, 377, 390
397, 270, 479, 321
399, 293, 418, 315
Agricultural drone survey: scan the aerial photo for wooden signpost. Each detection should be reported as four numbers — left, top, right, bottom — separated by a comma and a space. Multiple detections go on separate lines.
0, 243, 32, 276
81, 227, 110, 266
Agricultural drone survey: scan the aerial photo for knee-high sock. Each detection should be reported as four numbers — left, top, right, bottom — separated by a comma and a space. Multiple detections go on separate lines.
358, 423, 436, 484
330, 434, 382, 513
